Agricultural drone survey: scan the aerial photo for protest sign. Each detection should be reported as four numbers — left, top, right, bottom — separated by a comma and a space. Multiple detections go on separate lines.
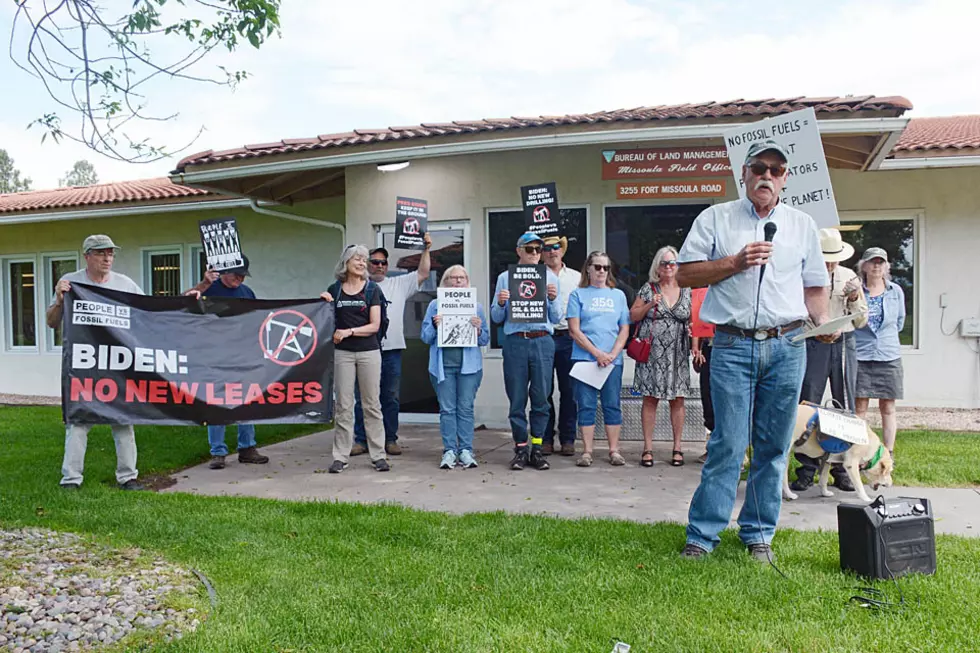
395, 197, 428, 250
199, 218, 244, 272
507, 264, 547, 323
722, 107, 840, 227
437, 287, 478, 347
62, 283, 334, 425
520, 182, 560, 237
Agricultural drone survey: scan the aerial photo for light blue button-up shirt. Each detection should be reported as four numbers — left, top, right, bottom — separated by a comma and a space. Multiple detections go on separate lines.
854, 281, 905, 361
678, 199, 829, 330
490, 269, 563, 334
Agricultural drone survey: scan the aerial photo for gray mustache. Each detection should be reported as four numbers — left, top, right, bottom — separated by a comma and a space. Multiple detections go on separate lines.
755, 180, 775, 191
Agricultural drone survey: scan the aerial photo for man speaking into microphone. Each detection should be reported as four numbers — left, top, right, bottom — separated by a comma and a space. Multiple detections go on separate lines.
674, 140, 830, 563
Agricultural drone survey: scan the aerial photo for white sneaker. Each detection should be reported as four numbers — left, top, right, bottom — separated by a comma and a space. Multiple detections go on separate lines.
458, 449, 478, 468
439, 450, 457, 469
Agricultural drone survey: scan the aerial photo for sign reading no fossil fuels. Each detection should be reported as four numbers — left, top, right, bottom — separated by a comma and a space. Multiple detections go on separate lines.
62, 283, 335, 426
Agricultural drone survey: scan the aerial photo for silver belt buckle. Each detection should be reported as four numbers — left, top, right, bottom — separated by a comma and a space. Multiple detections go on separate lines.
753, 329, 769, 341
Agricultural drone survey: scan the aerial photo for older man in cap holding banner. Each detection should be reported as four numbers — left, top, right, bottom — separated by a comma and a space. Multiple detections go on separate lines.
541, 234, 580, 455
675, 140, 830, 562
46, 234, 146, 491
792, 228, 868, 493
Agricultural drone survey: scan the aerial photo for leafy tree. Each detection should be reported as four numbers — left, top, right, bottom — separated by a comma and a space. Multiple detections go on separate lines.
0, 149, 33, 193
60, 160, 100, 187
9, 0, 281, 163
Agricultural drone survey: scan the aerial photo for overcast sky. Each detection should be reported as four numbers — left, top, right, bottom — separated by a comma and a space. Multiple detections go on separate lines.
2, 0, 979, 190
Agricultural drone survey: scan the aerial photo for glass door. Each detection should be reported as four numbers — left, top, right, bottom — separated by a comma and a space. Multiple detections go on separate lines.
376, 221, 469, 419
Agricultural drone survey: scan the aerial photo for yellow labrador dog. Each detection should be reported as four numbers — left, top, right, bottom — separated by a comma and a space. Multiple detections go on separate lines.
782, 403, 894, 504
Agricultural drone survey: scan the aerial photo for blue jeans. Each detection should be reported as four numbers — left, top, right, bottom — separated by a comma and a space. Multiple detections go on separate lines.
546, 332, 577, 445
574, 364, 624, 426
355, 349, 402, 446
686, 327, 806, 551
430, 367, 483, 453
208, 424, 257, 457
502, 333, 555, 445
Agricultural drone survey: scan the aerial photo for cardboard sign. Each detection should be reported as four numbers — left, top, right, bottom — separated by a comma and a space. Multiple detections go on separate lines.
199, 218, 244, 272
616, 180, 727, 200
520, 182, 560, 237
437, 287, 478, 347
722, 107, 840, 228
507, 264, 547, 323
395, 197, 428, 250
601, 146, 731, 180
817, 408, 869, 445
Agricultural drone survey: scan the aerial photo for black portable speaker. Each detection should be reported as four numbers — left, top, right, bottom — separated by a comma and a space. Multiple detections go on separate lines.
837, 496, 937, 579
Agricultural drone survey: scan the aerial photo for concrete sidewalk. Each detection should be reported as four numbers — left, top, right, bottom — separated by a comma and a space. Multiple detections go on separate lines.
163, 425, 979, 537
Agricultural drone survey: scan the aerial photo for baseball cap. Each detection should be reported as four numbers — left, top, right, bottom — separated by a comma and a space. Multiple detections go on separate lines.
223, 254, 251, 277
369, 247, 389, 259
82, 234, 119, 253
745, 139, 790, 164
859, 247, 888, 263
516, 232, 544, 248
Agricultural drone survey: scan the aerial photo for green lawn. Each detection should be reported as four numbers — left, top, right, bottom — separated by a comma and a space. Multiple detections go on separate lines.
2, 406, 979, 652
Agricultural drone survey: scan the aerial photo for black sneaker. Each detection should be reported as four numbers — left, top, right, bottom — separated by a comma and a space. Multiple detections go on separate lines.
118, 479, 146, 491
60, 483, 81, 491
529, 447, 550, 470
328, 460, 347, 474
509, 446, 529, 470
680, 543, 708, 559
373, 459, 391, 472
789, 472, 814, 492
832, 471, 855, 492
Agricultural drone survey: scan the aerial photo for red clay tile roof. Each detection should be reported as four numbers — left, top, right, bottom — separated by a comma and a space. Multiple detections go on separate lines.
175, 95, 913, 171
893, 115, 980, 152
0, 177, 216, 214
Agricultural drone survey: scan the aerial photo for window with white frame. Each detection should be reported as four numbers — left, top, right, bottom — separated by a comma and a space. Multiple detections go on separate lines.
189, 245, 207, 288
42, 253, 79, 349
838, 214, 918, 347
142, 248, 183, 296
3, 258, 38, 350
486, 207, 588, 349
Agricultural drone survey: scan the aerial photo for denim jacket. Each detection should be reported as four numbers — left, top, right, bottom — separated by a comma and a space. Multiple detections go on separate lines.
420, 300, 490, 383
854, 280, 905, 361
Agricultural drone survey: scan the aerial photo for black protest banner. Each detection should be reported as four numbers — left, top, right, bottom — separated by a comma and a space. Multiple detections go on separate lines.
520, 182, 560, 237
62, 283, 334, 426
199, 217, 244, 272
507, 264, 547, 323
395, 197, 428, 250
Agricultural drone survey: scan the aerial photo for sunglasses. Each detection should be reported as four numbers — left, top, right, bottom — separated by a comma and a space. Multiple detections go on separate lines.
748, 162, 787, 177
523, 246, 542, 254
591, 264, 611, 272
369, 259, 388, 266
659, 260, 678, 268
543, 243, 562, 252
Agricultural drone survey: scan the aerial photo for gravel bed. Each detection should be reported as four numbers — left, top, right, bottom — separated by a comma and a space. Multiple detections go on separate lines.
1, 528, 203, 652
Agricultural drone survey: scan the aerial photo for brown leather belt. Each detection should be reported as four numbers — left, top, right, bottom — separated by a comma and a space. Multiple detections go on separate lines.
513, 331, 550, 339
716, 320, 804, 341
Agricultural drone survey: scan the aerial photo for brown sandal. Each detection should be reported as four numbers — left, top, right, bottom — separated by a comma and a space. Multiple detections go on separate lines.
671, 450, 685, 466
641, 450, 654, 467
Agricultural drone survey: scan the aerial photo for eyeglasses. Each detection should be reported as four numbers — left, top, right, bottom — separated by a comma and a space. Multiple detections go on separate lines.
369, 259, 388, 266
523, 246, 542, 254
446, 275, 468, 282
592, 264, 610, 272
543, 243, 562, 252
748, 162, 787, 177
659, 260, 678, 268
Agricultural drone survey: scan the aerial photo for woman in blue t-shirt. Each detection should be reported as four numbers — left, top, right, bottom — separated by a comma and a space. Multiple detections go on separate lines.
566, 251, 631, 467
420, 265, 490, 470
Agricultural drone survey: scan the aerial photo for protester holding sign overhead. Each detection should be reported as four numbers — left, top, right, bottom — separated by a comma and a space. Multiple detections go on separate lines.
350, 231, 432, 457
566, 251, 630, 468
491, 232, 562, 471
47, 234, 146, 491
675, 140, 830, 563
420, 265, 490, 470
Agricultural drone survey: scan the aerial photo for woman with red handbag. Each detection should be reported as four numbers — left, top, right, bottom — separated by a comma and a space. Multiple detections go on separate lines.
628, 246, 692, 467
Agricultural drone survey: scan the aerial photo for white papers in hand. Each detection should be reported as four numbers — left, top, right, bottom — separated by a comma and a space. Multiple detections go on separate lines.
790, 311, 868, 343
570, 361, 615, 389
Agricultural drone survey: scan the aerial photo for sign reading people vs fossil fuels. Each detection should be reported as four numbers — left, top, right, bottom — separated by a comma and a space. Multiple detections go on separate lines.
62, 283, 335, 426
723, 107, 840, 228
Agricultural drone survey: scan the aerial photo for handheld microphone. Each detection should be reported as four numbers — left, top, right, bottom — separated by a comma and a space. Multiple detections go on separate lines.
759, 221, 777, 283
